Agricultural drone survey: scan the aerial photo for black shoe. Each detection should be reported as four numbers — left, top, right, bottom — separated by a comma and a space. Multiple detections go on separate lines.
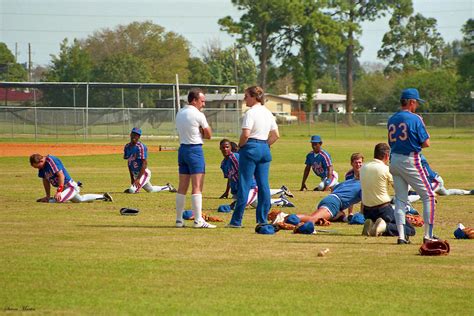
470, 190, 474, 195
397, 238, 411, 244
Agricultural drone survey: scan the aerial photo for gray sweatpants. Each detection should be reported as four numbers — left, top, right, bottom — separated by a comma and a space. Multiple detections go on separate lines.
390, 153, 436, 229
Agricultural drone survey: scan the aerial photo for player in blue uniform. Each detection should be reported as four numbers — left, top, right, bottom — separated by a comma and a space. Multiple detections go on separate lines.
219, 139, 294, 208
344, 153, 364, 181
295, 172, 362, 224
300, 135, 338, 191
408, 154, 473, 200
123, 128, 176, 194
30, 154, 113, 203
388, 88, 436, 244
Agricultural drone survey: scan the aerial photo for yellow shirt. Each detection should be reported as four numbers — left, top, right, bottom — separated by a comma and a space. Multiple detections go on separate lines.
359, 159, 393, 207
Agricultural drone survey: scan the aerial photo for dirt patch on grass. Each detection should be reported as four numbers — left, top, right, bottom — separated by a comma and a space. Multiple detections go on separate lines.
0, 143, 159, 157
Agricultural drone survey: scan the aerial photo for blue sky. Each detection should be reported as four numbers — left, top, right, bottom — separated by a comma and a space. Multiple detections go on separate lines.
1, 0, 472, 67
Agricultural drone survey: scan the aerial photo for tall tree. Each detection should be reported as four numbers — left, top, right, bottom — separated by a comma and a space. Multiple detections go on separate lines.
378, 12, 445, 71
218, 0, 289, 89
187, 57, 212, 85
84, 21, 191, 83
0, 42, 28, 81
329, 0, 405, 123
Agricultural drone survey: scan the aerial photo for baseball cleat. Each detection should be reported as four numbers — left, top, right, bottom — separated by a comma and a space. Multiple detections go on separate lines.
397, 238, 411, 245
362, 219, 374, 236
175, 220, 185, 228
281, 198, 295, 207
103, 192, 113, 202
369, 218, 387, 236
423, 235, 439, 244
470, 190, 474, 195
123, 188, 133, 193
167, 183, 177, 193
280, 185, 294, 198
193, 220, 216, 229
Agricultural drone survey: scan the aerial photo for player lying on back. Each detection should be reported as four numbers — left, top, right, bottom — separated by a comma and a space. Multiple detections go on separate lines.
123, 127, 177, 194
300, 135, 338, 192
219, 138, 295, 209
408, 153, 473, 201
30, 154, 113, 203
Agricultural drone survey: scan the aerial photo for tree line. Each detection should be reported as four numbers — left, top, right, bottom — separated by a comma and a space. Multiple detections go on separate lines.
0, 1, 473, 112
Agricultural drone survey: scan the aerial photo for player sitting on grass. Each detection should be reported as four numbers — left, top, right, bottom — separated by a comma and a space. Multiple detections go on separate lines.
123, 127, 177, 194
30, 153, 113, 203
219, 138, 294, 209
300, 135, 338, 192
408, 153, 473, 201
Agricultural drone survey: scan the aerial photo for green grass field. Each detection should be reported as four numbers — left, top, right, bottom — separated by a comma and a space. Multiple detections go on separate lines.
0, 132, 473, 314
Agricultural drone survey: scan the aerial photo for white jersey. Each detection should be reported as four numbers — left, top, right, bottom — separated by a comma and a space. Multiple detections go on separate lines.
241, 103, 278, 140
175, 105, 210, 144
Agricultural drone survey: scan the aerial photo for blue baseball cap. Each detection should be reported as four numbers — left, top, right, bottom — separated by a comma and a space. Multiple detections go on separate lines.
294, 221, 315, 234
285, 214, 301, 226
218, 204, 232, 213
400, 88, 425, 103
349, 212, 365, 225
454, 227, 467, 239
182, 210, 194, 220
255, 224, 275, 235
310, 135, 322, 143
131, 127, 142, 135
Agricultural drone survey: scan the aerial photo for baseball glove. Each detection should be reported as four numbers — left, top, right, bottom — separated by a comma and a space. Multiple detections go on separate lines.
276, 222, 296, 230
463, 227, 474, 239
315, 218, 331, 226
120, 208, 139, 216
202, 213, 224, 222
406, 214, 424, 227
419, 239, 450, 256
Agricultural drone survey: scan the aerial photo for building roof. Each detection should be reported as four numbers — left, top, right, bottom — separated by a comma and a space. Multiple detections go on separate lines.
269, 92, 346, 103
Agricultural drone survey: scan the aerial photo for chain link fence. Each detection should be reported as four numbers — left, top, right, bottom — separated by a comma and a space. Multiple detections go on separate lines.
0, 106, 472, 141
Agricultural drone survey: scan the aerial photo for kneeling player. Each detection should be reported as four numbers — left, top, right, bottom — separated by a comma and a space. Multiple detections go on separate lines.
124, 128, 177, 194
30, 154, 113, 203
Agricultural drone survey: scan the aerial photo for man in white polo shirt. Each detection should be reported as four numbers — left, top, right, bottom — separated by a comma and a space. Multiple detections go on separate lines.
175, 88, 215, 228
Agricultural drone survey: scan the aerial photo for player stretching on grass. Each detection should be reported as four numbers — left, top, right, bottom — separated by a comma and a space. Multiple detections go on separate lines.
219, 138, 294, 208
123, 127, 177, 194
30, 154, 113, 203
300, 135, 338, 192
388, 88, 437, 244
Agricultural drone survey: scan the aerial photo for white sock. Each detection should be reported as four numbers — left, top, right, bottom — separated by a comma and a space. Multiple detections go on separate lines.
176, 193, 185, 222
191, 193, 202, 223
397, 224, 405, 240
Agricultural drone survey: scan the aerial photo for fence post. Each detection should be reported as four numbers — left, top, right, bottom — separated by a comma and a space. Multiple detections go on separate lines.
453, 113, 456, 137
34, 106, 38, 141
364, 113, 367, 138
334, 112, 337, 139
85, 83, 89, 140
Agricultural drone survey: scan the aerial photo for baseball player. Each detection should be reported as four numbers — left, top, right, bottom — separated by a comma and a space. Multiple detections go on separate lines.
30, 154, 113, 203
344, 153, 364, 181
123, 127, 177, 194
407, 154, 472, 201
388, 88, 436, 244
300, 135, 338, 191
219, 138, 294, 208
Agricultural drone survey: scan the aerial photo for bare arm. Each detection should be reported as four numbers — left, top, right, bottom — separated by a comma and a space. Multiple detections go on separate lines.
300, 165, 311, 191
202, 126, 212, 139
220, 179, 231, 199
238, 129, 250, 148
421, 139, 430, 148
267, 129, 280, 146
37, 178, 52, 202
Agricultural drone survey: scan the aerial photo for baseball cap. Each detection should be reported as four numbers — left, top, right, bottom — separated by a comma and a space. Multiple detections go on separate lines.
218, 204, 232, 213
182, 210, 194, 220
285, 214, 301, 226
131, 127, 142, 135
349, 212, 365, 225
294, 221, 315, 234
400, 88, 425, 103
310, 135, 322, 143
255, 224, 276, 235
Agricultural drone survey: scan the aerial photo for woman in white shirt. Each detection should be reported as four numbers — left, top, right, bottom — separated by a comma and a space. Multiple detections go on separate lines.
228, 86, 280, 230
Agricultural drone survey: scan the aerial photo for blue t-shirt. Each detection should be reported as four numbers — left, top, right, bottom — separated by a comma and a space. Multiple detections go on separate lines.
387, 110, 429, 155
345, 169, 355, 180
420, 154, 438, 182
124, 142, 148, 176
332, 178, 361, 211
305, 149, 333, 179
221, 152, 256, 195
38, 155, 73, 187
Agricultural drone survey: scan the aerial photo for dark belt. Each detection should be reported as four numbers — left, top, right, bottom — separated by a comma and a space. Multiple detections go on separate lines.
363, 202, 391, 210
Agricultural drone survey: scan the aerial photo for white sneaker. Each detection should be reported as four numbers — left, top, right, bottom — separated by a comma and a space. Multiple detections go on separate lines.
176, 220, 185, 228
193, 220, 216, 229
362, 219, 374, 236
369, 218, 387, 237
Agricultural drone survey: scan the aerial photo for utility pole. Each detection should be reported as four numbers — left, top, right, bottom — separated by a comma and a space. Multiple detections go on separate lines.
28, 43, 32, 82
15, 43, 18, 62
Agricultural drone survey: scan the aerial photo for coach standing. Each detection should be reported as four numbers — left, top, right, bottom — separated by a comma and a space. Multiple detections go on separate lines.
388, 88, 436, 244
175, 88, 215, 228
229, 86, 279, 230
